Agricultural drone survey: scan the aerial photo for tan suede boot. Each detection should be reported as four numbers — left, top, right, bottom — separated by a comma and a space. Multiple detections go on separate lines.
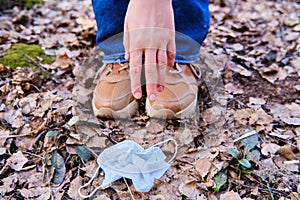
92, 63, 138, 118
146, 63, 201, 119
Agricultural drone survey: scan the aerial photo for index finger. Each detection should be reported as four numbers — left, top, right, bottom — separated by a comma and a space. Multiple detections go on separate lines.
129, 50, 143, 99
144, 49, 157, 101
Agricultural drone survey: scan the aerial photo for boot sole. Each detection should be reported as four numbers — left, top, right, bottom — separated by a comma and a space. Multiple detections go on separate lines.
92, 97, 139, 118
145, 97, 197, 119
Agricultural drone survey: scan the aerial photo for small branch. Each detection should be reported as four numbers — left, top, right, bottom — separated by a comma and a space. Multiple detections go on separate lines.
232, 181, 288, 196
24, 54, 48, 73
0, 160, 11, 176
266, 181, 275, 200
234, 130, 257, 143
0, 133, 32, 139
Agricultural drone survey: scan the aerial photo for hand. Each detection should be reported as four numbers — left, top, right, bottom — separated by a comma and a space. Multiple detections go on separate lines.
124, 0, 176, 101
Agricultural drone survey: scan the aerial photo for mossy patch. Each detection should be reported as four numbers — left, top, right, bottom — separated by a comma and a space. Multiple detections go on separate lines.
24, 0, 43, 9
0, 43, 55, 70
0, 0, 43, 10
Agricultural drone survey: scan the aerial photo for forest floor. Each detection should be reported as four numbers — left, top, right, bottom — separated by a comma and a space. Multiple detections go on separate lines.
0, 0, 299, 199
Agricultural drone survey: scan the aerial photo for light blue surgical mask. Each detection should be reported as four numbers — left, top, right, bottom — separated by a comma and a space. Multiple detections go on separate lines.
78, 138, 177, 198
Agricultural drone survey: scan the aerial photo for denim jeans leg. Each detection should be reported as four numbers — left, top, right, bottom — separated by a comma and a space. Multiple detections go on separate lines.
92, 0, 210, 64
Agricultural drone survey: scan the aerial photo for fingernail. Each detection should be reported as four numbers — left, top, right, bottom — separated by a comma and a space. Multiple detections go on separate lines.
149, 94, 156, 101
134, 92, 142, 99
157, 85, 164, 92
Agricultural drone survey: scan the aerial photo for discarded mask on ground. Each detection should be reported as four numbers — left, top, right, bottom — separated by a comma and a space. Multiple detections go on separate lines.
78, 138, 177, 198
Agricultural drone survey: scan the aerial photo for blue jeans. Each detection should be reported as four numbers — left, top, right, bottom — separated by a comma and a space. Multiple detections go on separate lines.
92, 0, 210, 64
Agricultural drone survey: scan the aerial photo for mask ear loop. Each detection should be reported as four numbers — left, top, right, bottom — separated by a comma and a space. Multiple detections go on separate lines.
78, 166, 102, 199
149, 137, 178, 164
78, 138, 178, 199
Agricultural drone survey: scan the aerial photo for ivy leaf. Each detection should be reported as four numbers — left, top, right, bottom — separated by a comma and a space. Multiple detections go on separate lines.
239, 158, 251, 169
76, 145, 93, 161
213, 171, 227, 192
228, 148, 239, 159
241, 134, 258, 151
51, 150, 66, 184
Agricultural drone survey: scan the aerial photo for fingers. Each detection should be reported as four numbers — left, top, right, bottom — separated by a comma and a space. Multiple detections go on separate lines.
129, 50, 143, 99
144, 49, 157, 101
167, 40, 176, 67
123, 24, 130, 60
157, 50, 167, 92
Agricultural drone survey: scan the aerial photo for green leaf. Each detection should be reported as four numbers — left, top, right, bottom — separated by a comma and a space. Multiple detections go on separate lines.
51, 150, 66, 184
213, 172, 227, 192
239, 158, 251, 169
46, 130, 59, 137
76, 145, 93, 161
241, 134, 258, 150
228, 148, 239, 159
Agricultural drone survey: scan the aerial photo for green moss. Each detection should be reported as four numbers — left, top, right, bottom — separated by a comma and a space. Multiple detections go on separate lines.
25, 0, 43, 9
0, 43, 55, 69
0, 0, 43, 10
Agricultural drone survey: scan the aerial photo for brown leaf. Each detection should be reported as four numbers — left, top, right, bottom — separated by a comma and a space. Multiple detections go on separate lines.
76, 17, 95, 30
269, 103, 300, 125
0, 128, 10, 146
51, 54, 72, 70
0, 174, 18, 194
248, 97, 266, 105
285, 32, 299, 42
231, 43, 244, 51
290, 57, 300, 76
269, 129, 293, 140
261, 143, 280, 156
277, 145, 296, 160
67, 175, 82, 200
225, 83, 244, 94
178, 181, 200, 199
231, 64, 252, 77
194, 158, 211, 179
176, 128, 195, 145
195, 147, 219, 161
18, 93, 39, 115
4, 109, 25, 128
7, 151, 28, 171
18, 187, 51, 200
220, 191, 241, 200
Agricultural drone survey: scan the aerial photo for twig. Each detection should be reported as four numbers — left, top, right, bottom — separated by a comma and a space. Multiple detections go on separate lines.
123, 177, 135, 200
265, 180, 275, 200
0, 160, 11, 176
232, 181, 287, 196
29, 83, 41, 92
0, 80, 11, 87
24, 54, 48, 73
22, 151, 43, 159
0, 133, 32, 138
234, 130, 257, 142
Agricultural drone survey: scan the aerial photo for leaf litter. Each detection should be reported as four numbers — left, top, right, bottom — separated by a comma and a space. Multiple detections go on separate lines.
0, 0, 300, 199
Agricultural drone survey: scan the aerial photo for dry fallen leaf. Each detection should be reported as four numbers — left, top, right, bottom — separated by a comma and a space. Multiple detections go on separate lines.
67, 175, 82, 199
225, 83, 244, 95
76, 17, 95, 30
18, 187, 51, 200
220, 191, 241, 200
178, 181, 200, 199
261, 143, 281, 156
277, 145, 296, 160
0, 174, 18, 194
194, 158, 211, 179
4, 109, 25, 128
7, 151, 28, 171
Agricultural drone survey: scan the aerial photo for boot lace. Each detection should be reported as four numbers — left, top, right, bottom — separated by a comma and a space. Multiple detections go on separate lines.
169, 63, 202, 79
